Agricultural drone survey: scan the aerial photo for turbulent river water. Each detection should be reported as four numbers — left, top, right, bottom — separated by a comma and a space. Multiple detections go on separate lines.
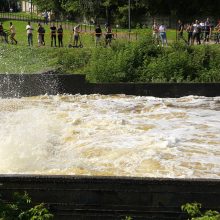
0, 95, 219, 178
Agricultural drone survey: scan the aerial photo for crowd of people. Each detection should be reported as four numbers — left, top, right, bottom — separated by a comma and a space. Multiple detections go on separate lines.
0, 21, 115, 48
152, 18, 220, 46
1, 18, 220, 48
0, 21, 17, 45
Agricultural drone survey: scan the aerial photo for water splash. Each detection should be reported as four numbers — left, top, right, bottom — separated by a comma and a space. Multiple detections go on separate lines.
0, 95, 219, 178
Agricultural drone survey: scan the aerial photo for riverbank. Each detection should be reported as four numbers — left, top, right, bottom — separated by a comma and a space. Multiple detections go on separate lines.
1, 25, 220, 83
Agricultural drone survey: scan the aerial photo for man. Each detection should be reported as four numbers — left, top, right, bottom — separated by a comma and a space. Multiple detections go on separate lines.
152, 21, 159, 45
192, 20, 201, 45
215, 20, 220, 44
37, 23, 45, 46
0, 22, 4, 40
26, 21, 33, 46
204, 18, 212, 43
95, 24, 102, 46
0, 22, 8, 43
178, 20, 187, 44
105, 25, 113, 47
178, 20, 184, 40
50, 23, 57, 47
186, 23, 193, 45
73, 24, 80, 47
9, 22, 17, 45
57, 25, 63, 47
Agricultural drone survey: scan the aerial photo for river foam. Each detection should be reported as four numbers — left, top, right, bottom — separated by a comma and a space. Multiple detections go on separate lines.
0, 95, 219, 178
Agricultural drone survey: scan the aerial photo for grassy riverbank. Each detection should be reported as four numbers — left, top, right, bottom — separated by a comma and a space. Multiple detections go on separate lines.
0, 20, 220, 82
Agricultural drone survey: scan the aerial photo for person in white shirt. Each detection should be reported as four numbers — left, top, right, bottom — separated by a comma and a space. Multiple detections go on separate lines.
192, 20, 201, 45
26, 21, 34, 46
159, 23, 168, 47
9, 22, 17, 45
73, 24, 80, 47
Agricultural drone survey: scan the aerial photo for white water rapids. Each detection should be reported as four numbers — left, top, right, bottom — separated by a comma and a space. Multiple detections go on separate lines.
0, 94, 219, 178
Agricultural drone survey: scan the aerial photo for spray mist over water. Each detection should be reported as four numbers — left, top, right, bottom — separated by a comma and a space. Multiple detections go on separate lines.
0, 95, 219, 178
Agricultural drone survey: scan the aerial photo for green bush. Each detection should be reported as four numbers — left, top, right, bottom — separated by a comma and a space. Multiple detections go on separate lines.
0, 192, 53, 220
181, 202, 220, 220
85, 38, 220, 83
86, 35, 163, 82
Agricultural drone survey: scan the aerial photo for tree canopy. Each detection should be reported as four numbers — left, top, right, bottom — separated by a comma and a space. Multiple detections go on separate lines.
19, 0, 220, 26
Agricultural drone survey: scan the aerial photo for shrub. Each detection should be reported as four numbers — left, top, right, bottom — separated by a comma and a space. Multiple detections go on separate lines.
0, 192, 53, 220
85, 37, 220, 83
57, 49, 91, 73
181, 202, 220, 220
86, 35, 163, 82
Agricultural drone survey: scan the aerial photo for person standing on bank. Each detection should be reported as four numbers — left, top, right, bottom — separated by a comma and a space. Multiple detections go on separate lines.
50, 23, 57, 47
159, 23, 168, 47
215, 20, 220, 44
37, 23, 45, 46
0, 22, 3, 38
186, 23, 193, 45
57, 25, 63, 47
95, 24, 102, 46
26, 21, 33, 46
73, 24, 80, 47
204, 18, 212, 44
0, 23, 8, 43
9, 22, 17, 45
152, 21, 159, 45
41, 24, 46, 46
105, 25, 113, 47
192, 20, 201, 45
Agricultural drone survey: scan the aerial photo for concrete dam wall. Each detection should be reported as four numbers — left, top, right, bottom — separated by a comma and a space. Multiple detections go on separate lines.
0, 175, 220, 220
0, 74, 220, 97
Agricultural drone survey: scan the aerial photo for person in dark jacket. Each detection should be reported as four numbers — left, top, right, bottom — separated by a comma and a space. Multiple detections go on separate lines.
57, 25, 63, 47
50, 23, 57, 47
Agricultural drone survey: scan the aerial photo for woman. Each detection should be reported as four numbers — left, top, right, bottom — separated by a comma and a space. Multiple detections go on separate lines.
9, 22, 17, 45
159, 23, 168, 47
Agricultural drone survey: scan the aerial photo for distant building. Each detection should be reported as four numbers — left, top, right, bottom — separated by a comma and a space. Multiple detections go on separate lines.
21, 1, 37, 13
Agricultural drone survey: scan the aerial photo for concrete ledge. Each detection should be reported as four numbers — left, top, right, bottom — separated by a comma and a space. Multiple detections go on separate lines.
0, 74, 220, 97
0, 175, 220, 220
87, 83, 220, 97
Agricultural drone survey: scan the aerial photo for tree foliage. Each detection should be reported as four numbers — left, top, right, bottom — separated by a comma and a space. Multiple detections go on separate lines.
18, 0, 220, 25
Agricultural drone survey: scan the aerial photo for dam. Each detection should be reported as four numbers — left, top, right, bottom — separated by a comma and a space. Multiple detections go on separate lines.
0, 74, 220, 219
